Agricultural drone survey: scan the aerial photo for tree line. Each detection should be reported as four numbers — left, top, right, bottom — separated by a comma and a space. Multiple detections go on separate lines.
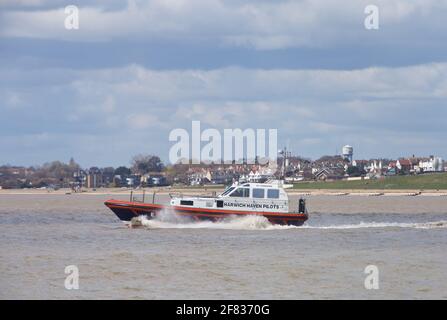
0, 154, 166, 189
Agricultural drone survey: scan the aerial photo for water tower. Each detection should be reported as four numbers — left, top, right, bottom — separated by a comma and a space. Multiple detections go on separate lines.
342, 145, 353, 163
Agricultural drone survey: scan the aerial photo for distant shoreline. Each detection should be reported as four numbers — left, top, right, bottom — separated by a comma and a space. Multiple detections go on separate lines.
1, 187, 447, 196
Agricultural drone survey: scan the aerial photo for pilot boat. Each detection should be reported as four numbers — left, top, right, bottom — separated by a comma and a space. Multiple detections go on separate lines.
104, 181, 308, 226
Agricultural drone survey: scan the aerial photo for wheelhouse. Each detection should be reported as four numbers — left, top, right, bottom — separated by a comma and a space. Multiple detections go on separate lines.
218, 183, 288, 201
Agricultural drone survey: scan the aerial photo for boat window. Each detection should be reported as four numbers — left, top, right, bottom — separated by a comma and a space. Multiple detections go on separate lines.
229, 187, 250, 197
221, 187, 235, 196
267, 189, 280, 199
180, 200, 194, 206
252, 188, 265, 198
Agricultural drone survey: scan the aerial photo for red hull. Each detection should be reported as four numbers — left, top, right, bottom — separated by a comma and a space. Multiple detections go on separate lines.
104, 199, 308, 226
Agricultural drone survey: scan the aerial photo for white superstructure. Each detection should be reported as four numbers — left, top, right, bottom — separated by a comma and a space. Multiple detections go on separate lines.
170, 181, 290, 213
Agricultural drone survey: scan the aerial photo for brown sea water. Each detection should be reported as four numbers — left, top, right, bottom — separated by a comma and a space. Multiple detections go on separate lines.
1, 193, 446, 299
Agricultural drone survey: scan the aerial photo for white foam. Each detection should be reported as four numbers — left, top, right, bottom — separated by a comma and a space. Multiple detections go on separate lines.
129, 209, 447, 231
130, 209, 295, 230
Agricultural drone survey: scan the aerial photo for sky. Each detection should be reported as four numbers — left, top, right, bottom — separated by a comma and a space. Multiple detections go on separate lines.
0, 0, 446, 167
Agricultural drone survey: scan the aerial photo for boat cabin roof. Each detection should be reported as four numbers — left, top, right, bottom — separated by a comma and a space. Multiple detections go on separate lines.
219, 182, 287, 200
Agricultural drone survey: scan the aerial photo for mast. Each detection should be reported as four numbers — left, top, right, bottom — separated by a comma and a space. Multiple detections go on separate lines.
279, 147, 291, 179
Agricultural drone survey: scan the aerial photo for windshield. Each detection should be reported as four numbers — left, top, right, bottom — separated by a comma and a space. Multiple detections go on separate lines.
220, 187, 235, 197
229, 188, 250, 198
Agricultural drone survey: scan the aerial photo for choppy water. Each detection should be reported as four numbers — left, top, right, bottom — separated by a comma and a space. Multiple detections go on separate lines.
1, 194, 447, 299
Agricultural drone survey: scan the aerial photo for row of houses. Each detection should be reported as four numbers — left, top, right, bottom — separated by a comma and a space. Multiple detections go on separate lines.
352, 156, 444, 176
72, 169, 168, 189
184, 164, 276, 186
1, 154, 445, 189
177, 154, 445, 185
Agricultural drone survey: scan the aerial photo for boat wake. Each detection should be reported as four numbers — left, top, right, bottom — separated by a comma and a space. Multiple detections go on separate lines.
129, 209, 447, 231
303, 220, 447, 230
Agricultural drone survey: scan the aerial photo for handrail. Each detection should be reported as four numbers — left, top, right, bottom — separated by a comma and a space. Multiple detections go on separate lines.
169, 192, 183, 199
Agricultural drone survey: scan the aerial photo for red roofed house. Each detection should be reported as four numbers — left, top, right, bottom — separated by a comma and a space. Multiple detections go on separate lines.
396, 159, 412, 173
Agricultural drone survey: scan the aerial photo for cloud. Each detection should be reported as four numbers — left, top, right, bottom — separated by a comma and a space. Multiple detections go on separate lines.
1, 62, 446, 165
127, 113, 159, 129
1, 0, 446, 50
